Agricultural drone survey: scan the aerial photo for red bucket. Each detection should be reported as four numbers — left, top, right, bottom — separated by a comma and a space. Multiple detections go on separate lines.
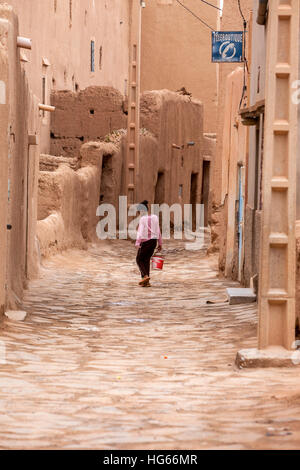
152, 256, 164, 271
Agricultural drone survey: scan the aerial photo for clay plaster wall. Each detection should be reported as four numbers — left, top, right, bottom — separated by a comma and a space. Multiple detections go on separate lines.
238, 1, 266, 289
214, 0, 253, 207
0, 0, 130, 154
0, 5, 40, 314
141, 0, 218, 134
138, 90, 205, 208
218, 67, 248, 279
247, 1, 266, 216
49, 87, 208, 214
38, 89, 212, 256
243, 205, 261, 288
37, 141, 123, 258
50, 87, 127, 158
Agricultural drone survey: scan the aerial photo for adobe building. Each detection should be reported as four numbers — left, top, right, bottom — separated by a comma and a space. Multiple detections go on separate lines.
0, 1, 215, 316
0, 0, 131, 154
37, 87, 212, 258
141, 0, 219, 134
239, 0, 266, 288
0, 0, 131, 314
217, 0, 300, 362
0, 4, 41, 315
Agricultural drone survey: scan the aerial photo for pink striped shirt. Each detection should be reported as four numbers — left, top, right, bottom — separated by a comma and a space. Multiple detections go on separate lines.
135, 214, 162, 247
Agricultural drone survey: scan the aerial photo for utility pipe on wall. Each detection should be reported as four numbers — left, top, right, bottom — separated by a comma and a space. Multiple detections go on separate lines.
257, 0, 268, 25
38, 104, 55, 113
17, 36, 32, 50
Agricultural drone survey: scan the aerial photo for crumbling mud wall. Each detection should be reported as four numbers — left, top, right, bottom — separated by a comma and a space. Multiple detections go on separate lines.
50, 87, 127, 158
37, 141, 123, 258
0, 5, 40, 313
38, 88, 213, 258
37, 165, 94, 257
138, 90, 206, 211
49, 87, 213, 231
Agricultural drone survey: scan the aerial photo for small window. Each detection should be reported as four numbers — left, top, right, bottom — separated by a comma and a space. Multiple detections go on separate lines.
179, 185, 183, 198
91, 40, 95, 72
99, 46, 103, 70
257, 66, 261, 94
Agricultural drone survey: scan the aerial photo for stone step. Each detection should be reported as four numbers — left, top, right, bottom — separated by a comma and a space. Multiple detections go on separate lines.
226, 288, 257, 305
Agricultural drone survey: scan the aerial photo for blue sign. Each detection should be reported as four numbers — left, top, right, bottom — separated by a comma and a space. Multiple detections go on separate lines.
212, 31, 244, 63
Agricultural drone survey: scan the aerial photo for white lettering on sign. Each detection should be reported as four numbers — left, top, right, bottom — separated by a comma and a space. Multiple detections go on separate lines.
214, 33, 243, 43
0, 81, 6, 104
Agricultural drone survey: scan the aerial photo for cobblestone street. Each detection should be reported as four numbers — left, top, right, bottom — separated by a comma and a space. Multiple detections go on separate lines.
0, 240, 300, 450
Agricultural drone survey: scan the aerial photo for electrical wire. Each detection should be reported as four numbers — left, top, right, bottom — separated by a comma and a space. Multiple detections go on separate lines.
238, 0, 247, 25
199, 0, 222, 11
175, 0, 214, 31
238, 0, 249, 110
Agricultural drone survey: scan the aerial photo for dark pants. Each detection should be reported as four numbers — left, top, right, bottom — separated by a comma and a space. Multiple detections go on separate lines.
136, 239, 157, 278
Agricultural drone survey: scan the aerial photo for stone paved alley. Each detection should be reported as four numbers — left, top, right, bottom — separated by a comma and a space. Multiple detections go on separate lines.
0, 240, 300, 450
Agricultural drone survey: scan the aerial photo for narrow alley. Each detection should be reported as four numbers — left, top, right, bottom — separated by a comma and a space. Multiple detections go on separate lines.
0, 240, 300, 450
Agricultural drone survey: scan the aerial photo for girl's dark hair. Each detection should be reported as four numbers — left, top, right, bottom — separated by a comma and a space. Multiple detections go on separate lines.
137, 200, 149, 211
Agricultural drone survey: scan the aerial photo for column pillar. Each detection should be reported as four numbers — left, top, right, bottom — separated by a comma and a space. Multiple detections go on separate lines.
258, 0, 299, 350
236, 0, 300, 367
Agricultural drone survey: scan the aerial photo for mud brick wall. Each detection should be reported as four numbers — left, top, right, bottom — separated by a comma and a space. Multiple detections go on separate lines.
50, 86, 127, 158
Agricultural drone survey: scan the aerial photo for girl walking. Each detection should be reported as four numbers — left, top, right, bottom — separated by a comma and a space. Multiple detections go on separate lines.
136, 200, 162, 287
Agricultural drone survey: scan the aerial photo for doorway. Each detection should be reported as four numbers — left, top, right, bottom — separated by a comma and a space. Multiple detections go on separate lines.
99, 154, 113, 205
201, 161, 210, 227
154, 172, 165, 229
190, 173, 198, 231
237, 165, 245, 282
154, 172, 165, 205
